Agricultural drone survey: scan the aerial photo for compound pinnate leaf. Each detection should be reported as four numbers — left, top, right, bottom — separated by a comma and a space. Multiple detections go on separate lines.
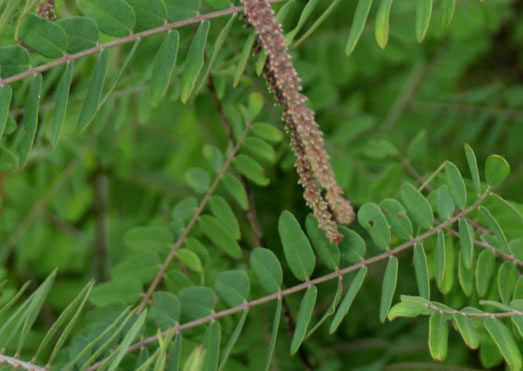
358, 202, 391, 250
380, 256, 398, 323
149, 31, 179, 102
199, 215, 241, 258
0, 46, 30, 77
485, 154, 510, 187
215, 270, 250, 307
305, 214, 340, 269
77, 49, 108, 133
19, 73, 42, 166
464, 144, 481, 194
436, 185, 455, 221
330, 267, 367, 333
148, 292, 180, 329
278, 211, 316, 281
19, 14, 67, 59
222, 173, 248, 210
415, 0, 432, 42
445, 161, 467, 209
181, 21, 209, 103
484, 317, 522, 371
178, 286, 216, 320
345, 0, 373, 56
380, 198, 413, 240
51, 61, 74, 147
209, 195, 240, 240
89, 279, 143, 306
0, 85, 12, 141
250, 248, 282, 294
413, 243, 430, 300
400, 183, 434, 229
429, 312, 448, 361
338, 226, 366, 264
375, 0, 394, 48
56, 17, 99, 53
290, 286, 317, 355
233, 155, 270, 186
80, 0, 136, 37
204, 321, 221, 371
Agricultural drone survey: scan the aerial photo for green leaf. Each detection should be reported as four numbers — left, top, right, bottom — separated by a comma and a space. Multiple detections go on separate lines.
80, 0, 136, 37
338, 226, 366, 263
459, 218, 474, 269
484, 318, 522, 371
233, 34, 255, 88
475, 249, 496, 297
203, 145, 224, 173
458, 253, 474, 297
89, 279, 143, 306
485, 154, 510, 187
464, 144, 481, 195
242, 137, 276, 164
250, 248, 283, 294
19, 73, 42, 166
0, 46, 30, 77
204, 321, 221, 371
251, 122, 284, 143
330, 267, 368, 333
185, 168, 210, 194
440, 0, 455, 29
415, 0, 432, 42
19, 14, 66, 58
479, 207, 509, 252
413, 243, 430, 300
264, 299, 282, 371
428, 312, 448, 361
181, 21, 209, 103
77, 49, 108, 133
165, 0, 200, 22
126, 0, 166, 29
380, 256, 398, 322
305, 214, 340, 269
435, 231, 446, 289
453, 314, 479, 349
222, 173, 248, 210
345, 0, 373, 56
278, 211, 316, 281
209, 195, 240, 240
108, 311, 147, 371
233, 155, 270, 186
445, 161, 467, 209
215, 270, 250, 307
149, 31, 179, 102
51, 61, 74, 147
113, 251, 161, 283
375, 0, 394, 48
178, 286, 216, 320
56, 17, 99, 53
177, 248, 203, 273
199, 215, 241, 258
357, 202, 391, 250
435, 185, 455, 221
148, 292, 180, 330
290, 286, 317, 355
124, 226, 173, 253
440, 236, 456, 295
379, 198, 413, 240
0, 85, 12, 141
400, 183, 434, 229
218, 308, 248, 371
497, 262, 517, 304
0, 147, 17, 172
387, 296, 429, 320
248, 93, 264, 119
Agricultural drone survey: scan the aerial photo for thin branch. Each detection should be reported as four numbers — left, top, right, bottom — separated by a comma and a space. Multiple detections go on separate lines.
89, 188, 491, 370
0, 354, 46, 371
0, 0, 284, 87
137, 122, 253, 312
426, 303, 523, 318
